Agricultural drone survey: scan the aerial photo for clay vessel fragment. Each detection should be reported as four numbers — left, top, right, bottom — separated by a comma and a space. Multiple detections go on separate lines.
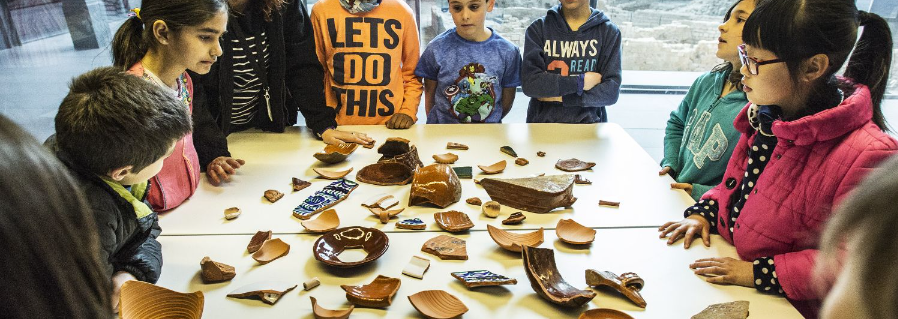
357, 162, 413, 185
691, 301, 750, 319
292, 177, 312, 191
252, 238, 290, 264
579, 309, 635, 319
378, 137, 423, 170
119, 281, 204, 319
432, 153, 459, 164
482, 200, 500, 218
224, 207, 241, 220
556, 219, 596, 245
466, 197, 482, 205
480, 175, 577, 213
200, 256, 236, 283
264, 189, 284, 203
247, 230, 272, 253
408, 290, 469, 319
537, 151, 546, 157
293, 179, 359, 219
304, 277, 320, 291
515, 158, 529, 166
313, 167, 354, 180
487, 225, 544, 252
368, 207, 405, 223
408, 164, 462, 208
313, 227, 389, 268
226, 282, 296, 305
361, 194, 399, 209
599, 200, 620, 207
573, 174, 592, 185
522, 246, 596, 307
451, 270, 517, 288
556, 158, 596, 172
311, 296, 354, 319
402, 256, 431, 279
341, 275, 402, 308
502, 212, 526, 225
585, 269, 647, 308
500, 146, 518, 157
477, 160, 507, 174
446, 142, 468, 150
314, 143, 359, 164
453, 166, 472, 179
421, 235, 467, 260
433, 210, 474, 232
301, 209, 340, 233
397, 218, 426, 230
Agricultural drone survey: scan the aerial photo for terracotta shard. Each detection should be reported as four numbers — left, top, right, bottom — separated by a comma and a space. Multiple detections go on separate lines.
252, 238, 290, 265
119, 281, 204, 319
357, 162, 414, 185
556, 158, 596, 172
313, 167, 353, 180
447, 142, 469, 150
200, 256, 236, 283
361, 142, 375, 149
691, 301, 750, 319
585, 269, 647, 308
434, 210, 474, 232
432, 153, 459, 164
397, 218, 426, 230
264, 189, 284, 203
451, 270, 517, 288
537, 151, 546, 157
500, 146, 518, 157
361, 194, 399, 210
502, 212, 526, 225
303, 277, 321, 291
402, 256, 431, 279
579, 309, 635, 319
421, 235, 467, 260
293, 179, 359, 220
452, 166, 472, 179
477, 160, 507, 174
311, 296, 354, 319
408, 164, 462, 208
487, 225, 544, 252
378, 137, 423, 171
599, 200, 621, 207
556, 219, 596, 245
301, 209, 340, 233
408, 290, 468, 319
292, 177, 312, 191
515, 158, 529, 166
247, 230, 272, 253
341, 275, 402, 308
522, 246, 596, 307
482, 200, 501, 218
313, 227, 390, 268
224, 207, 241, 220
227, 282, 296, 305
480, 175, 577, 213
314, 143, 359, 164
368, 207, 405, 223
573, 174, 592, 185
466, 197, 482, 206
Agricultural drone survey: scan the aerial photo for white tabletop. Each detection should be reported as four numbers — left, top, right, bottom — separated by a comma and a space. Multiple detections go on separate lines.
155, 228, 802, 318
159, 124, 695, 235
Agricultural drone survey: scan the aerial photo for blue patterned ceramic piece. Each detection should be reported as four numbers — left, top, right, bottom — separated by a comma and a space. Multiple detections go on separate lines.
293, 179, 358, 220
451, 270, 517, 288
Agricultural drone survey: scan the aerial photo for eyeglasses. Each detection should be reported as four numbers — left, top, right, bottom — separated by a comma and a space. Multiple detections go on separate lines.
738, 44, 787, 75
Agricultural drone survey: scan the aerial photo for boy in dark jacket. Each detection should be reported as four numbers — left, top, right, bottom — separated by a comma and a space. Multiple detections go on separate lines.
521, 0, 622, 123
51, 67, 192, 311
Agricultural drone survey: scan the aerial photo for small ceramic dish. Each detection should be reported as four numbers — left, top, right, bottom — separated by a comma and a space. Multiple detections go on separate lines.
432, 153, 459, 164
313, 167, 354, 180
585, 270, 647, 308
434, 210, 474, 232
477, 160, 507, 174
522, 246, 596, 307
246, 230, 272, 253
226, 282, 297, 305
301, 209, 340, 233
200, 256, 236, 283
311, 296, 355, 319
408, 290, 469, 319
119, 281, 204, 319
482, 200, 500, 218
314, 143, 359, 164
341, 275, 402, 308
578, 308, 635, 319
446, 142, 468, 150
556, 219, 596, 245
556, 158, 596, 172
408, 164, 462, 208
357, 162, 414, 185
421, 235, 467, 260
450, 270, 517, 288
252, 238, 290, 265
487, 225, 544, 252
313, 227, 389, 268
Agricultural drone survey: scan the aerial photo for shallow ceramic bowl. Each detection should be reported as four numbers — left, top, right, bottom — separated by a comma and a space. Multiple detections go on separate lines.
301, 209, 340, 233
313, 167, 354, 180
408, 164, 462, 208
252, 238, 290, 264
477, 160, 507, 174
314, 227, 390, 268
522, 246, 596, 307
119, 281, 204, 319
578, 308, 635, 319
357, 162, 413, 185
556, 158, 596, 172
434, 210, 474, 232
487, 225, 544, 252
407, 290, 469, 319
311, 296, 354, 319
314, 143, 359, 164
341, 275, 402, 308
556, 219, 596, 245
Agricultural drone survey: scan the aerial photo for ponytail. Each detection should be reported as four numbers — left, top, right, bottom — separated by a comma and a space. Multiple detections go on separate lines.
111, 16, 148, 70
844, 11, 893, 131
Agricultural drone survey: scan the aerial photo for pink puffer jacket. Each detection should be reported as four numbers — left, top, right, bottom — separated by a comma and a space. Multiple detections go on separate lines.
701, 83, 897, 318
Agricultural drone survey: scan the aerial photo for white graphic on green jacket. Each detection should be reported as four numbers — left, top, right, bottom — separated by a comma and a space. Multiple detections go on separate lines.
683, 109, 729, 169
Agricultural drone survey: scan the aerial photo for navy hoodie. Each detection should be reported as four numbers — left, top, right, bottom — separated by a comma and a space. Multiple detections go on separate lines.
522, 5, 622, 123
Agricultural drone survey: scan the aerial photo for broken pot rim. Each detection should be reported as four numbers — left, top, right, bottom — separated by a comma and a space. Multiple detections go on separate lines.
312, 167, 354, 179
555, 219, 597, 245
310, 296, 355, 319
301, 209, 341, 233
477, 160, 507, 174
486, 224, 545, 252
251, 238, 290, 263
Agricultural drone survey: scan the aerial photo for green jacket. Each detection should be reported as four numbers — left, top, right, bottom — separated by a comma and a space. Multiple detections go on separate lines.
661, 70, 747, 201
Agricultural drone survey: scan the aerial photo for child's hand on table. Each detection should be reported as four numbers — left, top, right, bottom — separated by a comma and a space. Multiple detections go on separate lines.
658, 214, 711, 248
207, 156, 245, 186
690, 257, 754, 287
321, 129, 375, 147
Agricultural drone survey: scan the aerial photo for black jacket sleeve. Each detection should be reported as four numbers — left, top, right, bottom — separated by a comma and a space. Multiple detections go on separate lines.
283, 0, 336, 136
114, 211, 163, 283
191, 79, 231, 170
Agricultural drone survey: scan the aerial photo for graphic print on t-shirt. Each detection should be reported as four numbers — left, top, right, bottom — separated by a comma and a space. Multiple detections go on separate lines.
444, 63, 497, 123
544, 39, 599, 75
683, 109, 729, 169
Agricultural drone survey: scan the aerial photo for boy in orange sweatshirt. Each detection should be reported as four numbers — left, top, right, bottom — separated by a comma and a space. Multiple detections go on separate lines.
311, 0, 423, 129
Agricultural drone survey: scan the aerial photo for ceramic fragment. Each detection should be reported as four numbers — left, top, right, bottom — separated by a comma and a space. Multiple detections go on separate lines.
264, 189, 284, 203
573, 174, 592, 185
421, 235, 467, 260
313, 167, 354, 180
537, 151, 546, 157
450, 270, 518, 288
378, 137, 423, 170
452, 166, 472, 179
522, 246, 596, 307
224, 207, 241, 220
119, 281, 204, 319
465, 197, 482, 206
585, 269, 647, 308
313, 227, 389, 268
368, 207, 405, 223
408, 164, 462, 208
482, 200, 501, 218
515, 158, 529, 166
311, 296, 354, 319
599, 200, 620, 207
433, 153, 459, 164
434, 210, 474, 232
447, 142, 469, 150
480, 175, 577, 213
292, 177, 312, 192
247, 230, 272, 253
301, 209, 340, 233
691, 301, 750, 319
556, 158, 597, 172
314, 143, 359, 164
477, 160, 507, 174
397, 218, 426, 230
303, 277, 321, 291
408, 290, 468, 319
487, 225, 544, 252
227, 282, 297, 305
579, 309, 635, 319
502, 212, 526, 225
200, 256, 236, 283
402, 256, 431, 279
361, 194, 399, 210
556, 219, 596, 245
500, 146, 518, 157
341, 275, 401, 308
357, 162, 413, 185
293, 179, 359, 220
252, 238, 290, 264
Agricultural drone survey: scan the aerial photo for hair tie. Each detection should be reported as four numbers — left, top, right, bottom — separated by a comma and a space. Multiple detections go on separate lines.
128, 8, 141, 20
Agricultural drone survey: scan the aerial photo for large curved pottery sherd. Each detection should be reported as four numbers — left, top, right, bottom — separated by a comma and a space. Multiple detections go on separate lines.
314, 143, 359, 164
434, 210, 474, 232
313, 167, 354, 180
252, 238, 290, 265
293, 179, 359, 220
409, 164, 462, 208
487, 225, 544, 252
477, 160, 507, 174
357, 162, 414, 185
247, 230, 272, 253
301, 209, 340, 233
585, 270, 647, 308
522, 246, 596, 307
227, 282, 297, 305
408, 290, 469, 319
314, 227, 389, 268
480, 175, 577, 213
556, 219, 596, 245
378, 137, 423, 170
579, 309, 635, 319
119, 281, 204, 319
341, 275, 402, 308
311, 296, 354, 319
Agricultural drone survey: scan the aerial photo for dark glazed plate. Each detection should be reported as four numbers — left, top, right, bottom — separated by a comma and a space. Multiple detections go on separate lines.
313, 226, 390, 268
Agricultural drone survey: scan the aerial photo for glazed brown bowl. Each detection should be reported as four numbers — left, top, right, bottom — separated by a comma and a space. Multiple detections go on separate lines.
314, 143, 359, 164
313, 227, 390, 268
409, 164, 462, 208
357, 162, 414, 185
341, 275, 402, 308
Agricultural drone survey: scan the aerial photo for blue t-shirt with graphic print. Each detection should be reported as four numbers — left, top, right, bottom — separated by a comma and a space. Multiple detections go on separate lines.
415, 28, 522, 124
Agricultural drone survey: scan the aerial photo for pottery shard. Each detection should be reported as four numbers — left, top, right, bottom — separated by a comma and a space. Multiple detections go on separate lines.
477, 160, 507, 174
447, 142, 469, 150
357, 162, 414, 186
378, 137, 423, 171
465, 197, 482, 206
224, 207, 241, 220
522, 246, 596, 308
502, 212, 526, 225
515, 158, 529, 166
264, 190, 284, 203
482, 201, 500, 218
585, 270, 647, 308
247, 230, 272, 253
408, 164, 462, 208
314, 143, 359, 164
480, 175, 577, 213
573, 174, 592, 185
421, 235, 468, 260
432, 153, 459, 164
397, 218, 426, 230
556, 158, 597, 172
537, 151, 546, 157
500, 146, 518, 157
599, 200, 620, 207
691, 301, 750, 319
200, 257, 236, 283
292, 177, 312, 192
227, 282, 297, 305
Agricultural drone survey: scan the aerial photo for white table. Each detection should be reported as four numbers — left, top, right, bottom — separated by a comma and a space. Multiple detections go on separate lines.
155, 228, 802, 318
159, 124, 695, 235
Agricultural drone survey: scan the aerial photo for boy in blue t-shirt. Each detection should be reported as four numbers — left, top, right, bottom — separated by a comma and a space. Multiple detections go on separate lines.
415, 0, 522, 123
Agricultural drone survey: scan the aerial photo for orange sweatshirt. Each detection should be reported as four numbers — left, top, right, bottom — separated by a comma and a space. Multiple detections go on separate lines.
311, 0, 423, 125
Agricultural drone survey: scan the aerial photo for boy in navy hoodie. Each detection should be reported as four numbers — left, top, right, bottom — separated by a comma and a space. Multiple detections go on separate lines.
521, 0, 622, 123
